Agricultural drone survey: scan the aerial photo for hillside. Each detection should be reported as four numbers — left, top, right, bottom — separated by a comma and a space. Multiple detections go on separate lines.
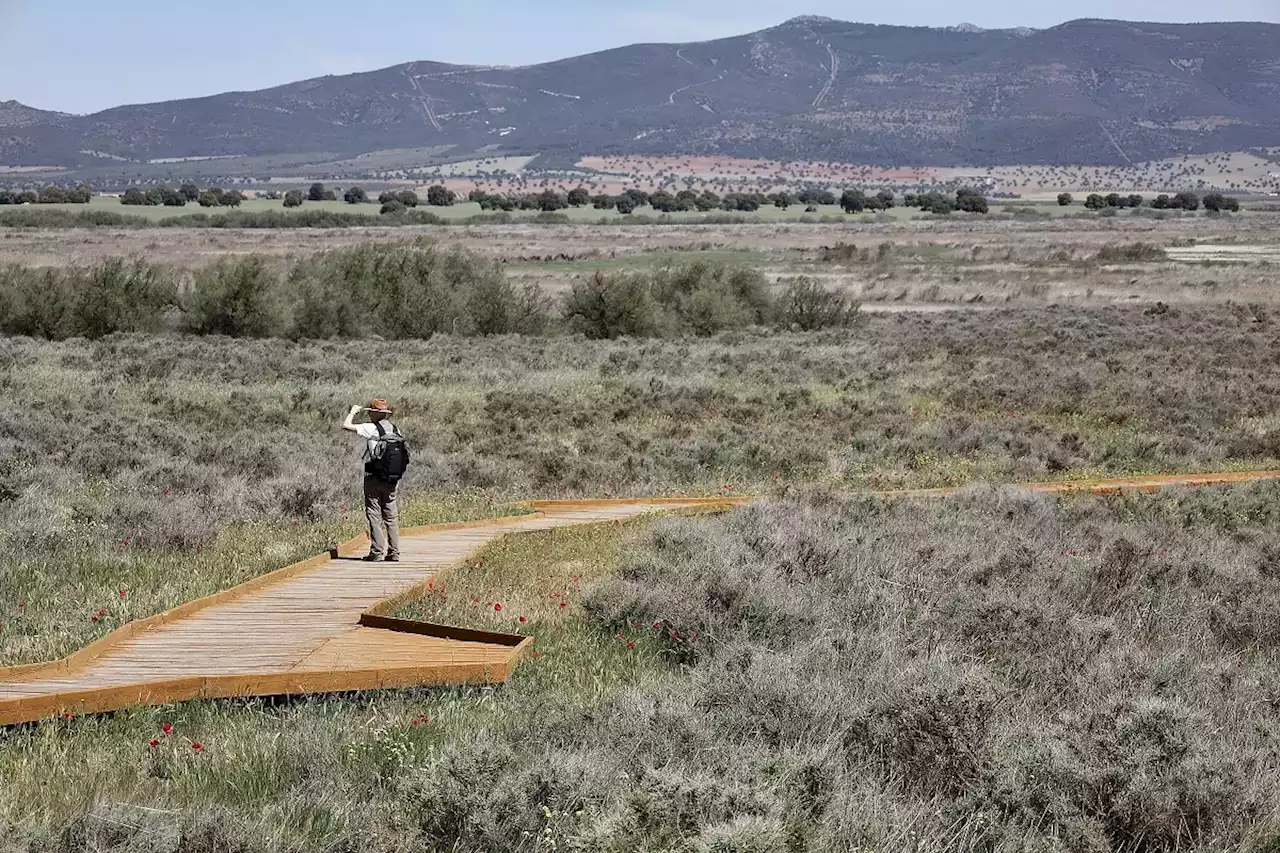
3, 16, 1280, 168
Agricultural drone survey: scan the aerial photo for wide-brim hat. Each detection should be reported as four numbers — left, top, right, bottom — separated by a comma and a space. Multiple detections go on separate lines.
365, 398, 393, 414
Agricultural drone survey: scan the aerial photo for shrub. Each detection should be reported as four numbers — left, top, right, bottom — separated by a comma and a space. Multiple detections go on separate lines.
778, 277, 859, 331
0, 260, 174, 339
562, 270, 661, 339
1094, 242, 1168, 263
648, 259, 773, 335
183, 255, 282, 337
289, 243, 545, 339
68, 259, 177, 339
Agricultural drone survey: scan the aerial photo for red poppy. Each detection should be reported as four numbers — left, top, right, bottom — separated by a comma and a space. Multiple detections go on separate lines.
518, 616, 527, 624
97, 609, 107, 617
118, 590, 128, 597
494, 603, 503, 612
191, 742, 204, 752
530, 651, 542, 659
90, 616, 99, 623
652, 621, 662, 629
148, 739, 159, 749
162, 722, 173, 736
62, 712, 74, 721
558, 601, 567, 609
162, 489, 170, 496
626, 642, 636, 650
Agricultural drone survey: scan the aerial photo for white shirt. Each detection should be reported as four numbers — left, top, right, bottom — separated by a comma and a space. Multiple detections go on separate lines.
355, 420, 399, 462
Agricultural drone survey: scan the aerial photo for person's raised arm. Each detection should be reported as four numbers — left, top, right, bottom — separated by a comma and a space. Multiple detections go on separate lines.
342, 404, 363, 433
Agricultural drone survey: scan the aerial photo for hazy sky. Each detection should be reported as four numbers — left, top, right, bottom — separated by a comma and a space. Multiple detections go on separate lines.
3, 0, 1277, 114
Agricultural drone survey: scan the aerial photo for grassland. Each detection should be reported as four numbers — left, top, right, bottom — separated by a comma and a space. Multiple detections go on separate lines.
4, 214, 1280, 850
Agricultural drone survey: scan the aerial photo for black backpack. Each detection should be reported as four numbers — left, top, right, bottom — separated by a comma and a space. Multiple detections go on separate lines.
366, 421, 410, 482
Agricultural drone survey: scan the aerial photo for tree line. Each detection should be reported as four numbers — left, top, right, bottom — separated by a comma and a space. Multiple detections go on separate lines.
121, 185, 245, 207
1057, 191, 1239, 212
0, 186, 93, 205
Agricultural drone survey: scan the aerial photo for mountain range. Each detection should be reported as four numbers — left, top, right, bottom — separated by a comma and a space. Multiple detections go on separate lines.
3, 16, 1279, 170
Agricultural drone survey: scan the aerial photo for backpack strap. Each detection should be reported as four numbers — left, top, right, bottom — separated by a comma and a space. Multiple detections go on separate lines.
374, 421, 386, 438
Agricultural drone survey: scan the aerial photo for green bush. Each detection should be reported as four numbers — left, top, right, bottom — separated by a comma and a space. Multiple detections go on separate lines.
0, 259, 174, 339
183, 256, 282, 337
648, 259, 772, 335
562, 270, 662, 339
778, 277, 859, 331
69, 259, 177, 339
562, 260, 772, 339
290, 243, 546, 339
0, 264, 69, 337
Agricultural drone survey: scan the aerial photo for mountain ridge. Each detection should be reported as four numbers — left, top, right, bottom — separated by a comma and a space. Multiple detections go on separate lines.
3, 17, 1279, 169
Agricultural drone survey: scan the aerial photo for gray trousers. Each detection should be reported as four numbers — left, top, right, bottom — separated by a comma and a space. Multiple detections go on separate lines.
363, 476, 401, 558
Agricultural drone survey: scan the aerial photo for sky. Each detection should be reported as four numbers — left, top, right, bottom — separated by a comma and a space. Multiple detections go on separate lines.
2, 0, 1278, 114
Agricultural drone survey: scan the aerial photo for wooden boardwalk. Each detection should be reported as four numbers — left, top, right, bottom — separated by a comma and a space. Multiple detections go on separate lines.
0, 499, 736, 726
3, 471, 1280, 726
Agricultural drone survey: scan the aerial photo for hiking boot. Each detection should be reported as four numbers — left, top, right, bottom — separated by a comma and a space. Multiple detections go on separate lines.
362, 553, 383, 562
385, 555, 400, 562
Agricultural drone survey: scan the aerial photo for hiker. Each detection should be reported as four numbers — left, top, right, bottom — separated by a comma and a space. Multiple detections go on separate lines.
342, 398, 410, 562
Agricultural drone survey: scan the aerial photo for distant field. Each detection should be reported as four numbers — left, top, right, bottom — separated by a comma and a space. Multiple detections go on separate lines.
22, 196, 1118, 223
575, 151, 1280, 197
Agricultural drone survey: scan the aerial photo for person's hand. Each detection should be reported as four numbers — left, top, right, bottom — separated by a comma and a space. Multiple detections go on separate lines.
350, 404, 363, 415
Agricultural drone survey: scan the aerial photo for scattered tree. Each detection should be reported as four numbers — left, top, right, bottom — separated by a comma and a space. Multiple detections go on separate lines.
955, 188, 988, 214
426, 185, 455, 206
1057, 193, 1073, 206
840, 189, 867, 214
283, 191, 305, 208
1203, 192, 1240, 212
307, 183, 326, 202
344, 186, 368, 204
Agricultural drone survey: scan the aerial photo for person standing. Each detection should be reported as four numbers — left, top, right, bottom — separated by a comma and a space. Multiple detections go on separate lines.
342, 398, 410, 562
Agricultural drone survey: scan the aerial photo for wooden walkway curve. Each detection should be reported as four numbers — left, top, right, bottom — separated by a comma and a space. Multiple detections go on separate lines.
3, 471, 1280, 726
